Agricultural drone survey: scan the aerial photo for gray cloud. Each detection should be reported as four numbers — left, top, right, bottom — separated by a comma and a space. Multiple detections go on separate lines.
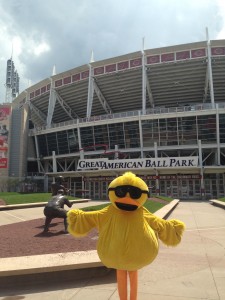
0, 0, 224, 103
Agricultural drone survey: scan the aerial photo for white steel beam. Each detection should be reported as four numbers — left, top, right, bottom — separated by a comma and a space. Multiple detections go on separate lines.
55, 90, 79, 119
142, 38, 146, 113
29, 102, 47, 125
206, 27, 215, 107
93, 79, 112, 114
146, 73, 154, 107
34, 135, 45, 173
202, 67, 209, 103
47, 79, 57, 128
87, 63, 94, 118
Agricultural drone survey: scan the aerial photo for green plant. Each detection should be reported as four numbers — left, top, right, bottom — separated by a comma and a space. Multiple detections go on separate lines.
82, 199, 167, 213
218, 197, 225, 203
0, 192, 74, 205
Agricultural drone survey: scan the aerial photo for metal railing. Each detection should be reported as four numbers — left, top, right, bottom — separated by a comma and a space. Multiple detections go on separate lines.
29, 102, 225, 135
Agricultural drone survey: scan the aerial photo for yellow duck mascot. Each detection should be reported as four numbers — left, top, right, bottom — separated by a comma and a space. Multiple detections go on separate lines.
67, 172, 185, 300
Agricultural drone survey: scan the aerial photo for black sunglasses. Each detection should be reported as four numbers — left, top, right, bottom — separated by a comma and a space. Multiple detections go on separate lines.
108, 185, 149, 199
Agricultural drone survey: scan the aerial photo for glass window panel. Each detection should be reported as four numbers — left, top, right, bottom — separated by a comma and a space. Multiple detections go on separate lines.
124, 121, 140, 148
219, 114, 225, 143
178, 116, 197, 145
46, 132, 58, 155
80, 126, 94, 150
142, 120, 159, 147
93, 125, 109, 146
57, 131, 69, 154
167, 118, 177, 145
37, 135, 48, 157
197, 115, 216, 144
108, 123, 125, 149
68, 129, 79, 153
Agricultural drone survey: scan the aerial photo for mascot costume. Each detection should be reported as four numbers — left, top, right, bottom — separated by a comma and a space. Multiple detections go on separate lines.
67, 172, 185, 300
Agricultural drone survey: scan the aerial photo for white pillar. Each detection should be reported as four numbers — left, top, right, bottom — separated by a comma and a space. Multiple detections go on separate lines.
138, 111, 144, 158
198, 140, 205, 197
142, 37, 146, 114
206, 27, 215, 108
216, 103, 221, 165
52, 151, 57, 173
154, 142, 160, 195
47, 78, 57, 128
87, 51, 94, 118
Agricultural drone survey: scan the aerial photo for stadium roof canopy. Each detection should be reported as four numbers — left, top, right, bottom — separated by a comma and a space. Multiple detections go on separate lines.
14, 39, 225, 127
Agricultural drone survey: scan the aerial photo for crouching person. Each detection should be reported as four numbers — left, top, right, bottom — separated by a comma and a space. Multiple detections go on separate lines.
43, 189, 73, 233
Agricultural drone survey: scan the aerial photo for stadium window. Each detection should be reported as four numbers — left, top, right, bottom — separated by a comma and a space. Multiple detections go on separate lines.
80, 126, 94, 149
46, 132, 58, 155
124, 121, 140, 148
108, 123, 125, 149
57, 130, 69, 154
37, 135, 48, 157
219, 114, 225, 143
68, 129, 79, 153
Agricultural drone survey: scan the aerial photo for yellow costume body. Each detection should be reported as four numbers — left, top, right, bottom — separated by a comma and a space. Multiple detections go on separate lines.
68, 172, 185, 300
68, 189, 184, 271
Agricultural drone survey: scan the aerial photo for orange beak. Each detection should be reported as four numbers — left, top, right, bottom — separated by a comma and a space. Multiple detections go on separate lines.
115, 196, 140, 211
115, 196, 139, 206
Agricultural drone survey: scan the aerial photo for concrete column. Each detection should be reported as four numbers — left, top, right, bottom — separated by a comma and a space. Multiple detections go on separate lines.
206, 27, 215, 108
52, 151, 57, 173
142, 40, 147, 114
138, 111, 144, 158
154, 142, 160, 195
216, 103, 220, 165
198, 140, 205, 198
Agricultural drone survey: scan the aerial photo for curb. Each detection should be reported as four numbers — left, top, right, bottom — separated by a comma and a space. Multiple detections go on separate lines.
0, 199, 90, 211
209, 199, 225, 209
0, 199, 179, 281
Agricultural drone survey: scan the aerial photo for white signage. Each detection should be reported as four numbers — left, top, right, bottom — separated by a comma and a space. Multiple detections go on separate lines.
77, 157, 199, 171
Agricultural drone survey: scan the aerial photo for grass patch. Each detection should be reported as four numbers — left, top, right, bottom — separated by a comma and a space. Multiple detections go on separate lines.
151, 195, 173, 202
82, 198, 168, 213
0, 192, 172, 213
218, 198, 225, 203
0, 192, 75, 205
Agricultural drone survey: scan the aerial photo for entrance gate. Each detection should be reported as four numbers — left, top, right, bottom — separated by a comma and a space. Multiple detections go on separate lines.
86, 181, 108, 200
159, 178, 201, 199
81, 174, 224, 201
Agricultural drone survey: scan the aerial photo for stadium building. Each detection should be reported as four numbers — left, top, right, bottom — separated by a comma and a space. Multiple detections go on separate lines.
8, 38, 225, 200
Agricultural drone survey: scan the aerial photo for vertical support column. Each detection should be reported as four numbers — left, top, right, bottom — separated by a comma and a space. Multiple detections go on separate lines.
114, 145, 119, 159
198, 140, 205, 198
142, 38, 146, 115
154, 142, 159, 195
44, 160, 49, 192
77, 120, 83, 159
47, 78, 57, 128
216, 103, 221, 165
76, 120, 85, 198
34, 135, 42, 173
138, 111, 144, 158
87, 53, 94, 118
52, 151, 57, 173
206, 27, 215, 108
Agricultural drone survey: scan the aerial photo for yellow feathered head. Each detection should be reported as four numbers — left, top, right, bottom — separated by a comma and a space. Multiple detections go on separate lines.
108, 172, 149, 211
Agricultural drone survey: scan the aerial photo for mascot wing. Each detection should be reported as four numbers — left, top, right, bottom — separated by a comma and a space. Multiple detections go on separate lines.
144, 210, 185, 246
67, 207, 108, 237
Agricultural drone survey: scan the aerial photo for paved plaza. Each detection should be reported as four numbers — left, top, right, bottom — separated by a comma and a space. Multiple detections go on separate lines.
0, 200, 225, 299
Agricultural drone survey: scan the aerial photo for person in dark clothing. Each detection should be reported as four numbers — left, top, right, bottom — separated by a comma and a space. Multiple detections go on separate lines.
43, 189, 73, 233
51, 176, 70, 196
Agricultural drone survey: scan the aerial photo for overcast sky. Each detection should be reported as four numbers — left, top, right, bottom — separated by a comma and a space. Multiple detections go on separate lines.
0, 0, 225, 103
